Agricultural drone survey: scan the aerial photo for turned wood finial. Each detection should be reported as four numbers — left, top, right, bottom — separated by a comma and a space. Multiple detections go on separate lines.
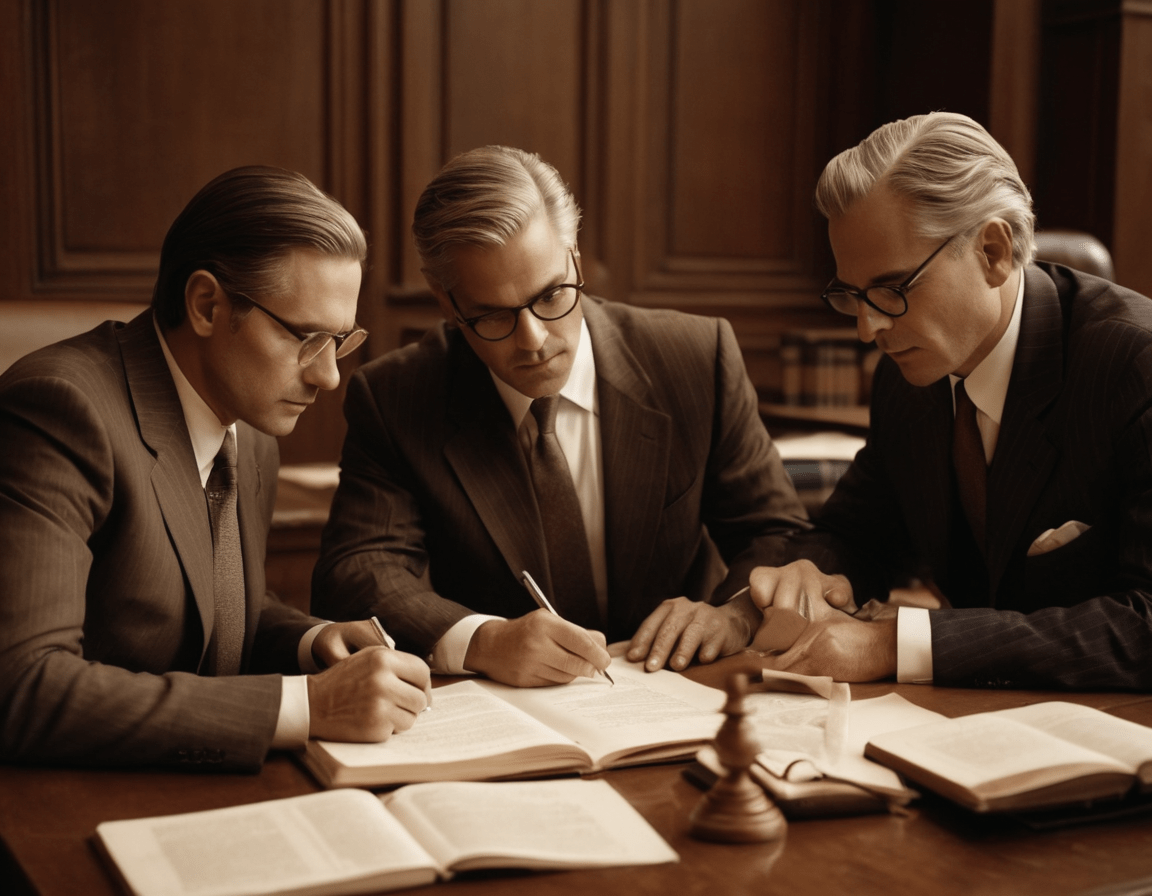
689, 672, 787, 843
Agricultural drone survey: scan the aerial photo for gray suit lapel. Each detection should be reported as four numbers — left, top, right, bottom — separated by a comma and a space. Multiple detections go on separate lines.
236, 421, 268, 657
117, 312, 215, 662
985, 266, 1063, 593
584, 302, 672, 619
443, 335, 550, 591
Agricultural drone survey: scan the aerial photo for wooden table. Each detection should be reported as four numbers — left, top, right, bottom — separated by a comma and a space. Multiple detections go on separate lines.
4, 655, 1152, 896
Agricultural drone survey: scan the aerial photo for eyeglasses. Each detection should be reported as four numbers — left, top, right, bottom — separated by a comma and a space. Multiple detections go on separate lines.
448, 250, 584, 342
821, 236, 955, 319
230, 292, 368, 366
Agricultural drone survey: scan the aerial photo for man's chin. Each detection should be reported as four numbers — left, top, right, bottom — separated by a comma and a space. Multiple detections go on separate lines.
249, 412, 303, 438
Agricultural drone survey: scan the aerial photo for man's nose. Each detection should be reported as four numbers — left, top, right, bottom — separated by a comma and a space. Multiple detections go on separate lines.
856, 301, 893, 344
302, 339, 342, 391
515, 309, 549, 351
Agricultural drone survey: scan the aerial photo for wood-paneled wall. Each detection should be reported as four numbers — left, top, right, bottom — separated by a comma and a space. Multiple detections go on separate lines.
3, 0, 1150, 463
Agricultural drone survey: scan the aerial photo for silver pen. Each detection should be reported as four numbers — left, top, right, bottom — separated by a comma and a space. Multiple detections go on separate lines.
521, 570, 615, 686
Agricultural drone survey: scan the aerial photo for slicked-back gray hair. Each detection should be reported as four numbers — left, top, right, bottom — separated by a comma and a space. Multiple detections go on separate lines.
413, 146, 581, 291
815, 112, 1035, 267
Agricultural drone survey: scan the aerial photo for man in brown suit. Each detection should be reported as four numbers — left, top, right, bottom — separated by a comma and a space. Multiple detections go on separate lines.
313, 146, 807, 686
0, 167, 430, 769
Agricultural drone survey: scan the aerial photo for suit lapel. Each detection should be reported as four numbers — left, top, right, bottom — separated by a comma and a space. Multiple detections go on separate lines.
584, 302, 671, 624
897, 376, 955, 578
442, 333, 550, 590
985, 266, 1063, 594
117, 312, 215, 663
235, 421, 268, 656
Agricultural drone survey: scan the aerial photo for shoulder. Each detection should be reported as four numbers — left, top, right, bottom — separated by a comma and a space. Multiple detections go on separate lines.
1036, 263, 1152, 351
585, 296, 731, 369
0, 320, 126, 387
586, 295, 724, 341
0, 321, 133, 419
353, 322, 454, 385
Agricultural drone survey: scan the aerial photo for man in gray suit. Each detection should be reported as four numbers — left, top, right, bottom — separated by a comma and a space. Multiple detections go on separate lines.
313, 146, 807, 686
747, 112, 1152, 690
0, 167, 430, 769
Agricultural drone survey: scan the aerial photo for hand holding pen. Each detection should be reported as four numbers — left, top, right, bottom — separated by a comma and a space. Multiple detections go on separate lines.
372, 616, 432, 710
522, 571, 615, 686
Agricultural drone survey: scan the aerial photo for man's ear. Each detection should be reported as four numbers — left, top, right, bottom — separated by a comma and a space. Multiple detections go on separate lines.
184, 270, 230, 337
978, 218, 1015, 288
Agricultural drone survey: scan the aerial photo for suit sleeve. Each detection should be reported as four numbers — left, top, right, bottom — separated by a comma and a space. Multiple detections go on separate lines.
699, 318, 812, 597
781, 356, 924, 600
312, 368, 472, 656
0, 370, 282, 770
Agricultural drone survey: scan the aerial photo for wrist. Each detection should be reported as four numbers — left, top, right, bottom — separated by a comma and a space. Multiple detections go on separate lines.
462, 619, 502, 676
720, 593, 759, 648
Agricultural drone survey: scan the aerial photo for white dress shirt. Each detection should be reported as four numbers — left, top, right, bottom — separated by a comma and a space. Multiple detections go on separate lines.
429, 318, 605, 673
897, 269, 1025, 683
154, 317, 318, 748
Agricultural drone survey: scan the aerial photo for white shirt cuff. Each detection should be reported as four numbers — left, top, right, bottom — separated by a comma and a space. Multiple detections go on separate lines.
431, 614, 506, 674
896, 606, 934, 684
297, 623, 329, 673
271, 675, 311, 749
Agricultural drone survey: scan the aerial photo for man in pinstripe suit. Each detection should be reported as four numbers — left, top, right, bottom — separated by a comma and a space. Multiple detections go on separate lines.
0, 167, 430, 769
748, 113, 1152, 690
313, 146, 808, 687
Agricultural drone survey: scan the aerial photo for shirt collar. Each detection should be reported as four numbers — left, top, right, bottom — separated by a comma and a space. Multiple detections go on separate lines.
491, 316, 597, 426
153, 315, 235, 487
949, 268, 1025, 423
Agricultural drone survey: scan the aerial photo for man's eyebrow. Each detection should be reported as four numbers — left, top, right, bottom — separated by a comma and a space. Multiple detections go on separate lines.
460, 268, 569, 313
832, 267, 915, 290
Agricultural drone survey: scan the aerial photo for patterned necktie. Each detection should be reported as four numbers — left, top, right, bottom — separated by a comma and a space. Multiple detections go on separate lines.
953, 380, 987, 553
528, 396, 599, 628
206, 429, 244, 675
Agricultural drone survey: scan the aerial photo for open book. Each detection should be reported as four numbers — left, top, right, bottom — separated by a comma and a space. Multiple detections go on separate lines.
865, 701, 1152, 813
690, 676, 925, 817
303, 658, 725, 789
95, 779, 678, 896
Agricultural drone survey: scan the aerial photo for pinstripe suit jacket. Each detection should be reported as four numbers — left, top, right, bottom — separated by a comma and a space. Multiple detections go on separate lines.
0, 311, 319, 769
797, 264, 1152, 689
313, 297, 807, 651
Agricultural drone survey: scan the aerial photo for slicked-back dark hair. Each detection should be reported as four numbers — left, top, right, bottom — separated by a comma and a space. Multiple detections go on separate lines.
152, 166, 367, 329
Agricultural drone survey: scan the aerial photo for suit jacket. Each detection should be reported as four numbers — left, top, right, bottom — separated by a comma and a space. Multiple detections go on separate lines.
0, 311, 319, 769
313, 297, 807, 651
796, 264, 1152, 689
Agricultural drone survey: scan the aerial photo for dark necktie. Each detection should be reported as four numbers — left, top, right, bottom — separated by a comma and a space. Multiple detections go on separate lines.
953, 380, 987, 553
206, 429, 244, 675
528, 396, 599, 628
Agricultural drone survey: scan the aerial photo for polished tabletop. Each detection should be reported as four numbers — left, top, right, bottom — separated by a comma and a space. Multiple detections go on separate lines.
3, 653, 1152, 896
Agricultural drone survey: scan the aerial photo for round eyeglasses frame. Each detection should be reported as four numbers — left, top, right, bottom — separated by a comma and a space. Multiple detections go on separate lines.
447, 250, 584, 342
229, 292, 368, 366
820, 235, 955, 319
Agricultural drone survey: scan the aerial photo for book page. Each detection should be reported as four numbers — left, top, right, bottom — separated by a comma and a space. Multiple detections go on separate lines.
96, 789, 437, 896
311, 681, 592, 785
743, 675, 850, 779
821, 693, 943, 796
383, 779, 678, 873
996, 701, 1152, 771
869, 714, 1132, 795
479, 658, 725, 768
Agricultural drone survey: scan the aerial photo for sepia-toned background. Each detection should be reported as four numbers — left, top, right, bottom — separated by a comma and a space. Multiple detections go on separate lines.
1, 0, 1150, 465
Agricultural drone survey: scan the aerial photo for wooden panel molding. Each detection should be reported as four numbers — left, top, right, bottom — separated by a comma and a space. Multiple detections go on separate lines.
600, 0, 831, 312
28, 0, 367, 300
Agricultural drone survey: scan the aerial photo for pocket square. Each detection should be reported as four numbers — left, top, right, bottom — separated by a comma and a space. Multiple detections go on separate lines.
1027, 520, 1090, 557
